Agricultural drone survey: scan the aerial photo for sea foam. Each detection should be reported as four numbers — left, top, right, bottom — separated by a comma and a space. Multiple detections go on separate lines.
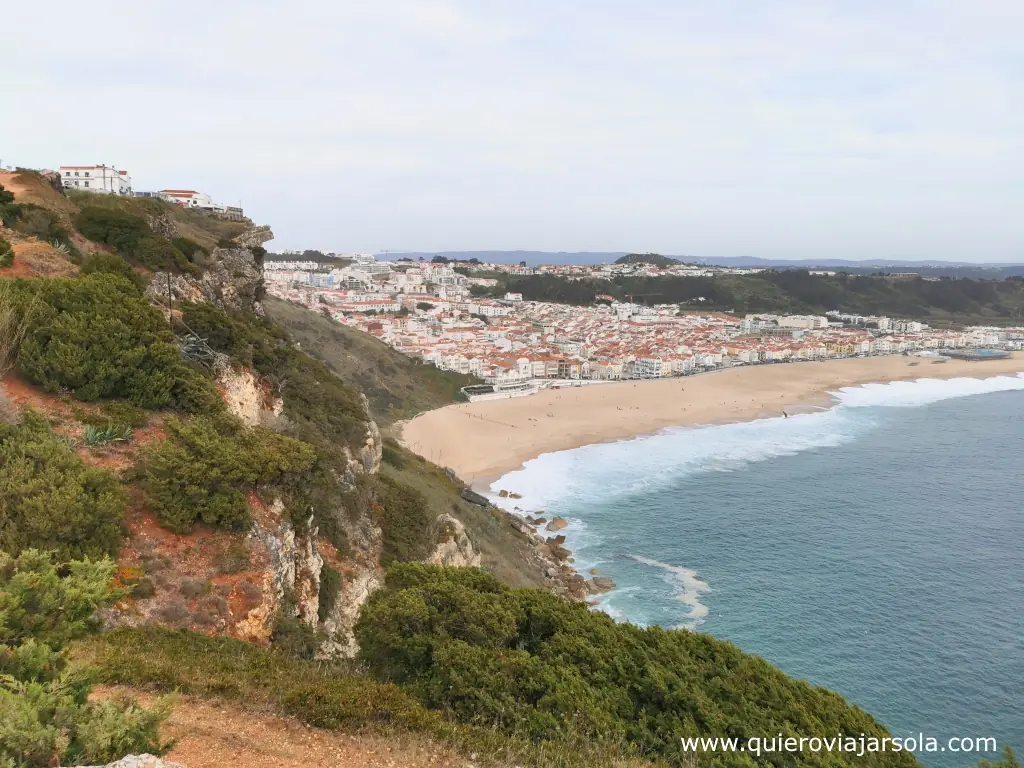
488, 372, 1024, 515
487, 372, 1024, 618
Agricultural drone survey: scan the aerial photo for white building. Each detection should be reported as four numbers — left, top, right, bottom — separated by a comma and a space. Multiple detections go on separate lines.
778, 315, 829, 330
59, 165, 132, 195
159, 189, 217, 210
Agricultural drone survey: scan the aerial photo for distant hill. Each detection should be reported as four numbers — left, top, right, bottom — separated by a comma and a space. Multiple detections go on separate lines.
375, 249, 1024, 277
377, 250, 627, 266
614, 252, 682, 267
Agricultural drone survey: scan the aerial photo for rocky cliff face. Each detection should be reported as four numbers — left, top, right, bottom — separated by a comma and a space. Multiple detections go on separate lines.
428, 515, 481, 568
128, 231, 488, 658
215, 361, 284, 428
146, 224, 271, 315
149, 245, 266, 315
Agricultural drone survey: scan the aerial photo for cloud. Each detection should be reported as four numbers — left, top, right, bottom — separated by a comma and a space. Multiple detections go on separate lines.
3, 0, 1022, 260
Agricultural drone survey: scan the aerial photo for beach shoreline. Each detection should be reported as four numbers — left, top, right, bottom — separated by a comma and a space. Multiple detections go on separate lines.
400, 354, 1024, 486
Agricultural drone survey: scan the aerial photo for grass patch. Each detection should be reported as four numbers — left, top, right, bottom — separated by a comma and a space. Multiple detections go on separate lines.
77, 627, 659, 768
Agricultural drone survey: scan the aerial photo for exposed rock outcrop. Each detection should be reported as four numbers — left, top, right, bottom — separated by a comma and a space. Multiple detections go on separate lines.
147, 239, 269, 315
74, 755, 182, 768
233, 224, 273, 249
215, 361, 284, 427
545, 517, 568, 532
428, 514, 481, 568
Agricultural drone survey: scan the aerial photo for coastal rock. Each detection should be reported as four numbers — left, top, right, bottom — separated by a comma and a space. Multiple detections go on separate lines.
460, 488, 489, 506
498, 489, 510, 498
566, 575, 590, 600
550, 545, 572, 561
509, 492, 522, 499
545, 517, 569, 532
586, 577, 616, 594
588, 568, 600, 575
73, 755, 183, 768
546, 535, 566, 546
428, 514, 481, 568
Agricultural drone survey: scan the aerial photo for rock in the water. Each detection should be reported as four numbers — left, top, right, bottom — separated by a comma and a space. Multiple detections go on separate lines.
586, 577, 616, 594
546, 534, 566, 546
498, 489, 510, 498
509, 492, 522, 499
551, 545, 572, 561
545, 516, 568, 532
588, 568, 600, 575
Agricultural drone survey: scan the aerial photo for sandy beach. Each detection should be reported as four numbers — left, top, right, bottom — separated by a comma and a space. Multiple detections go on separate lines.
401, 354, 1024, 485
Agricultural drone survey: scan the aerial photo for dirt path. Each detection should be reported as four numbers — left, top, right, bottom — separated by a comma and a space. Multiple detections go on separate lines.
99, 687, 471, 768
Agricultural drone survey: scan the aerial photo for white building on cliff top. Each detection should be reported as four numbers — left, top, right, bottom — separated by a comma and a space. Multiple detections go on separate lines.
59, 165, 132, 195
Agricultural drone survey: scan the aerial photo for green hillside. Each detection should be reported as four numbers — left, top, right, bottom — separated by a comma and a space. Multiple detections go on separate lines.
479, 270, 1024, 325
265, 294, 479, 424
614, 252, 683, 267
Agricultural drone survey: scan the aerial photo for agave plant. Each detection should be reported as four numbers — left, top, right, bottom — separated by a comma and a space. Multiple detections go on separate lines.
83, 423, 134, 447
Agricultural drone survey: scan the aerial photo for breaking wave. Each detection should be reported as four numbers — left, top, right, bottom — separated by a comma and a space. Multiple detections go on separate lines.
487, 372, 1024, 623
488, 373, 1024, 516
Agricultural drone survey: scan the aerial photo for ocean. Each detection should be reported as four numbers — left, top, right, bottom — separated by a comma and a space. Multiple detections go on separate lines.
489, 374, 1024, 767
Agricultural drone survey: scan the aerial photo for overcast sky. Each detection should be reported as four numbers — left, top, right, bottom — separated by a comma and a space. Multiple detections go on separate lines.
5, 1, 1023, 261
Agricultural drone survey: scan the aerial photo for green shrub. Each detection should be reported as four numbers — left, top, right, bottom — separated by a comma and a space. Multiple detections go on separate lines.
376, 476, 434, 567
73, 207, 195, 273
100, 401, 148, 428
318, 564, 342, 622
80, 251, 146, 290
139, 414, 317, 534
356, 564, 918, 768
381, 444, 405, 468
15, 273, 220, 412
0, 411, 126, 560
0, 184, 18, 227
0, 550, 169, 767
10, 203, 77, 253
0, 237, 12, 269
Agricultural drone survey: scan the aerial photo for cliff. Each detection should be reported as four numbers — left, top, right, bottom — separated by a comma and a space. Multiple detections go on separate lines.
0, 170, 552, 658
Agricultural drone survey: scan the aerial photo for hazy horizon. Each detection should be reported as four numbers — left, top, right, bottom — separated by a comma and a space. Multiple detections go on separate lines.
6, 1, 1023, 262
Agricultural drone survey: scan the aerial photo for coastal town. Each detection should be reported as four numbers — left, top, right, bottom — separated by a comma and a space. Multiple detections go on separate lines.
265, 253, 1024, 400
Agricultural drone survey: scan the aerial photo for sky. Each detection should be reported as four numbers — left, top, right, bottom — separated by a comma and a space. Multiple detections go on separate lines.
3, 1, 1023, 261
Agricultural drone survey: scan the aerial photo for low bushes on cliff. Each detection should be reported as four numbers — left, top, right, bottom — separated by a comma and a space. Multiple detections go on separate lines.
14, 273, 220, 412
180, 301, 370, 458
375, 476, 434, 567
0, 237, 12, 268
139, 414, 317, 533
74, 206, 196, 273
355, 564, 918, 768
0, 550, 169, 767
0, 411, 126, 560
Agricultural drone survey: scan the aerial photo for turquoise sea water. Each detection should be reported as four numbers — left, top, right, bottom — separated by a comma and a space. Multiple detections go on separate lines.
490, 374, 1024, 767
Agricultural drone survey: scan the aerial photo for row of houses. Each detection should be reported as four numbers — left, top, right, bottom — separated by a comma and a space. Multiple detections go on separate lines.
57, 164, 244, 220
